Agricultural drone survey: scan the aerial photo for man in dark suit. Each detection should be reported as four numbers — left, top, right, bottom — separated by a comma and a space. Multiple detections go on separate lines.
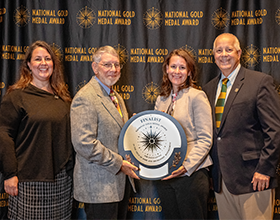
71, 46, 139, 220
203, 33, 280, 219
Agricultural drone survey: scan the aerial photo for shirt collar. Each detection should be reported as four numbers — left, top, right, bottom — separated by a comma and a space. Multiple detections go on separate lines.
220, 63, 241, 85
94, 76, 110, 95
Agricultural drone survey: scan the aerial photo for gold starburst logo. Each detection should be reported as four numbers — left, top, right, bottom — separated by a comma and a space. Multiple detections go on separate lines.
50, 43, 63, 61
114, 44, 128, 66
14, 6, 30, 27
143, 7, 163, 29
76, 6, 96, 29
241, 44, 261, 67
142, 82, 160, 104
211, 8, 230, 30
275, 9, 280, 25
181, 45, 197, 60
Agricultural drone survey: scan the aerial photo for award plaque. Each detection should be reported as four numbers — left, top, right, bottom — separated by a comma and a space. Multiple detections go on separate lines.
118, 110, 187, 180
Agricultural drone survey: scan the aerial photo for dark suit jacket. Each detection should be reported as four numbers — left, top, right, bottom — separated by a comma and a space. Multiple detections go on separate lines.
203, 66, 280, 195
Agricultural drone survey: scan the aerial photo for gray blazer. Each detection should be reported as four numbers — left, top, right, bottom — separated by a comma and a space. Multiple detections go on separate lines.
71, 77, 130, 203
155, 87, 213, 176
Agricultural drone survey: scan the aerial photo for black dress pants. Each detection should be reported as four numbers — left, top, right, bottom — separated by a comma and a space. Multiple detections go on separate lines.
155, 168, 209, 219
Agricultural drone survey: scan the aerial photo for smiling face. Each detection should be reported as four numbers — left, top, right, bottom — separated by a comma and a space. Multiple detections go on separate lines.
214, 34, 242, 77
92, 52, 121, 88
166, 55, 190, 93
27, 47, 53, 85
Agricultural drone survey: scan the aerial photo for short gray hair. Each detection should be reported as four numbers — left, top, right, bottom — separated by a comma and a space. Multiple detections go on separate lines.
92, 45, 119, 63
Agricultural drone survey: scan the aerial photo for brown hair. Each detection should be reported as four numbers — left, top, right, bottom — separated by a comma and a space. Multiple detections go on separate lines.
160, 48, 198, 97
7, 40, 71, 102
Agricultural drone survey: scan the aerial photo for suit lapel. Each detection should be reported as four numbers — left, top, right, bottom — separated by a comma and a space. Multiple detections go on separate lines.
218, 68, 245, 131
207, 76, 220, 134
90, 78, 124, 128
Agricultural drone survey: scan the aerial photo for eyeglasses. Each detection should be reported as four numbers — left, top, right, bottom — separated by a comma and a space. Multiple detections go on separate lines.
99, 62, 123, 70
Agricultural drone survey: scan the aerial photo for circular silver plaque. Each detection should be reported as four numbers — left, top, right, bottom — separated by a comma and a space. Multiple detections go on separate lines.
118, 110, 187, 180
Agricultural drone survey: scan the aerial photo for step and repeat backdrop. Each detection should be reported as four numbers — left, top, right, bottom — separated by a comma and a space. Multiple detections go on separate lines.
1, 0, 280, 219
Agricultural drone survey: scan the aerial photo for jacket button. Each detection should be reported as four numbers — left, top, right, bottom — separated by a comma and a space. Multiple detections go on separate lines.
217, 137, 221, 140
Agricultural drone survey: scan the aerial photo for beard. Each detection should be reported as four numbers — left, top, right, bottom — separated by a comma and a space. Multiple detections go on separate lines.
100, 74, 120, 87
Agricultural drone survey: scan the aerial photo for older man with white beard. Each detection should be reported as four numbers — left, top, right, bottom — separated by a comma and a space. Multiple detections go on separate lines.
71, 46, 139, 220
